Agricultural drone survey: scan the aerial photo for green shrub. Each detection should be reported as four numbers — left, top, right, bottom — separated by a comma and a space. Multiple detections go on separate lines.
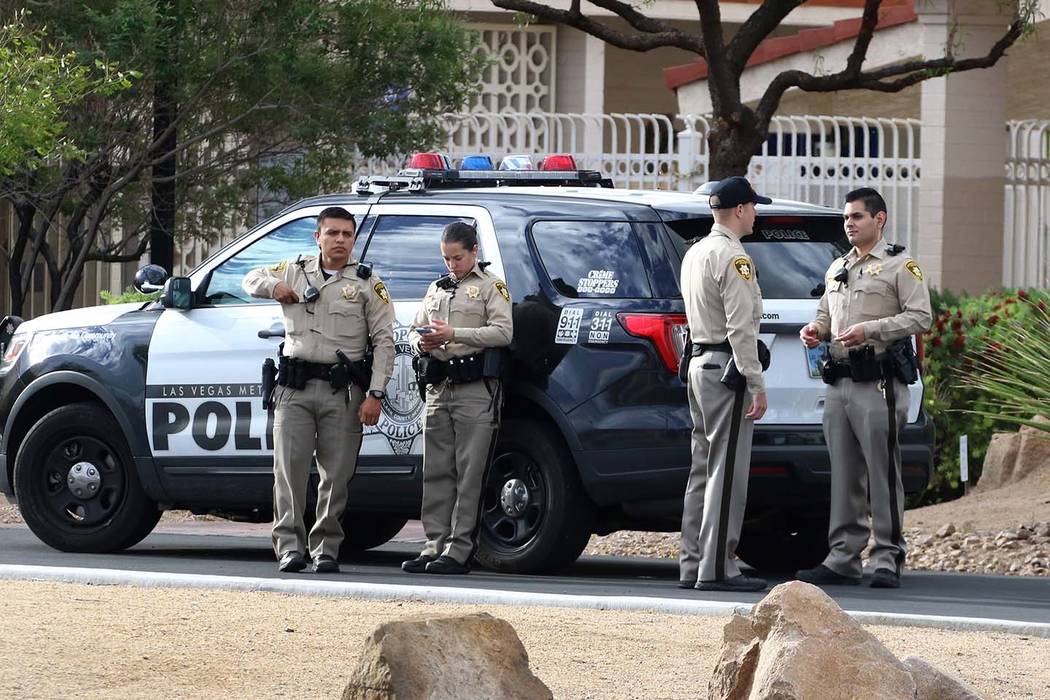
99, 285, 159, 305
919, 287, 1048, 503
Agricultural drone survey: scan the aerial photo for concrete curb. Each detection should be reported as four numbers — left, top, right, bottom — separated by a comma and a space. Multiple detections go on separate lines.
2, 564, 1049, 638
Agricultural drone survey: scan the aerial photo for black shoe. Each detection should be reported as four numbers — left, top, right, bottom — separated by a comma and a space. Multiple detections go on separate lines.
870, 568, 901, 588
278, 551, 308, 573
401, 554, 437, 574
695, 575, 767, 592
795, 564, 862, 586
313, 554, 339, 574
424, 555, 470, 575
677, 579, 696, 589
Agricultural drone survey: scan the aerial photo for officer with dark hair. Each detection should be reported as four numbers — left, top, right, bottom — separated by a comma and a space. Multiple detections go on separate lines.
401, 221, 513, 575
243, 206, 395, 573
797, 187, 932, 588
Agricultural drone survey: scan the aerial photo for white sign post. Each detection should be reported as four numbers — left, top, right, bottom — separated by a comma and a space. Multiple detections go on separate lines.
960, 434, 969, 493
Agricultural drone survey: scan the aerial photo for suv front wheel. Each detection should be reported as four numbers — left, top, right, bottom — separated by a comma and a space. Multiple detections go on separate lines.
475, 419, 594, 574
14, 403, 160, 552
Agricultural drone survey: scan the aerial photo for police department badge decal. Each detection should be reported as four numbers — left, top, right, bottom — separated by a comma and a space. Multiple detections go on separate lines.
906, 261, 924, 282
373, 281, 390, 304
364, 322, 423, 455
733, 257, 753, 281
495, 281, 510, 302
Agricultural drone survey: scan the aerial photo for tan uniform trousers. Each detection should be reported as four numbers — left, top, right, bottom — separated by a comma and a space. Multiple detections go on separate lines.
823, 376, 909, 577
420, 379, 498, 564
271, 379, 364, 561
680, 350, 755, 584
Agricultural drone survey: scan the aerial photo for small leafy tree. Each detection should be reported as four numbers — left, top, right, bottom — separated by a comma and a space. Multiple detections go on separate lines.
2, 1, 484, 315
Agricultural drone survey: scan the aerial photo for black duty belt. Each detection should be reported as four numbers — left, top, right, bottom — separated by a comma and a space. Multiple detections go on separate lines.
691, 340, 732, 356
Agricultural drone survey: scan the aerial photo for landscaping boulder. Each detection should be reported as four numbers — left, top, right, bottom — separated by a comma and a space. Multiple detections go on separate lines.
905, 656, 985, 700
709, 581, 987, 700
343, 612, 552, 700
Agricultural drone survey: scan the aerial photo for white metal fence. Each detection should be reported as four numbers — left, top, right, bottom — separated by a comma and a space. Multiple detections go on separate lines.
1004, 120, 1050, 288
3, 112, 1047, 319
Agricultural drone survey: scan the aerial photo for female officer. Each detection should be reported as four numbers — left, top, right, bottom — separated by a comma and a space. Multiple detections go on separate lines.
401, 221, 513, 575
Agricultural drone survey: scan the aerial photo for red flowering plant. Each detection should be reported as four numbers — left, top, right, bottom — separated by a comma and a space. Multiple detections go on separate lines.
919, 287, 1048, 503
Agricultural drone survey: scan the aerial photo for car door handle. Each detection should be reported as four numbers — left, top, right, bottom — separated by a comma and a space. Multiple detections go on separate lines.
258, 323, 286, 339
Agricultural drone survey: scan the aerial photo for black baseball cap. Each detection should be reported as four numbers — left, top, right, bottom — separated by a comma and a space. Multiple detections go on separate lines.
708, 176, 772, 209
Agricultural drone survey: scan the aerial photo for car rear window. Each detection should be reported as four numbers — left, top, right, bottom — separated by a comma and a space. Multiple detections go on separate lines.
664, 215, 849, 299
530, 220, 653, 298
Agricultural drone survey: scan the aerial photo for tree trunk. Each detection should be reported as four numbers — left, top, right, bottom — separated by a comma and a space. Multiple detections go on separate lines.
707, 110, 767, 181
8, 201, 34, 317
149, 75, 178, 275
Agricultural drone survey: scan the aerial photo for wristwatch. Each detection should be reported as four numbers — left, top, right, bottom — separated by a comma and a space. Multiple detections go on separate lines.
367, 389, 385, 400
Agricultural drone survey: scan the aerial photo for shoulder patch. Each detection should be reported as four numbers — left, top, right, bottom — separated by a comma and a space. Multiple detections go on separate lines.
905, 260, 924, 282
495, 280, 510, 303
732, 257, 754, 281
372, 281, 390, 304
270, 261, 288, 273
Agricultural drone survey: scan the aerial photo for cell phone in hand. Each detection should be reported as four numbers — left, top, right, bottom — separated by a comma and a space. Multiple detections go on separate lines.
416, 327, 434, 335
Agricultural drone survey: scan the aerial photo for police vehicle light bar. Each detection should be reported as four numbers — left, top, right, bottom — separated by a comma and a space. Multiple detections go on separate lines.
539, 154, 577, 171
354, 167, 612, 194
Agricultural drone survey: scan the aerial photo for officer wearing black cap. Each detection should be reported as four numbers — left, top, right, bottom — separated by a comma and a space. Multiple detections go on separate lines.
679, 176, 771, 592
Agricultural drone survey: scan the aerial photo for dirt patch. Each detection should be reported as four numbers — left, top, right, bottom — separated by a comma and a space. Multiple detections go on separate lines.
0, 581, 1046, 699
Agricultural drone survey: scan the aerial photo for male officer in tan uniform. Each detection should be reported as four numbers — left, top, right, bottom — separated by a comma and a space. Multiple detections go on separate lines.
243, 206, 395, 573
679, 177, 769, 593
797, 188, 932, 588
401, 222, 513, 575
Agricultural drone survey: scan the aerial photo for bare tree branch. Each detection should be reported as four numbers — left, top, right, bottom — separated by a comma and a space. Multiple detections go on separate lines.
726, 0, 805, 74
755, 18, 1025, 125
490, 0, 704, 53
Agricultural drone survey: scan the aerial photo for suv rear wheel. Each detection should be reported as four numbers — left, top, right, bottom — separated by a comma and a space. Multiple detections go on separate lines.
475, 419, 594, 574
14, 403, 160, 552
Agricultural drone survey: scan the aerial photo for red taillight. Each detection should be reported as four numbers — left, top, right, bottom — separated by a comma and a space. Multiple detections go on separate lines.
539, 154, 577, 171
407, 152, 449, 170
616, 313, 688, 374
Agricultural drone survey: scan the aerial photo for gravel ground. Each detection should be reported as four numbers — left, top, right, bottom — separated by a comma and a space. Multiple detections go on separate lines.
0, 581, 1047, 700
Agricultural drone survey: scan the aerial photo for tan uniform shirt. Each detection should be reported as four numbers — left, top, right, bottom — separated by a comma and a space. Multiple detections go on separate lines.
681, 223, 765, 394
813, 239, 933, 360
242, 255, 395, 393
409, 261, 513, 359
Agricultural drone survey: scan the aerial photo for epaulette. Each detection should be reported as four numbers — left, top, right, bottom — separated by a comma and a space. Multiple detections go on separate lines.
885, 243, 906, 256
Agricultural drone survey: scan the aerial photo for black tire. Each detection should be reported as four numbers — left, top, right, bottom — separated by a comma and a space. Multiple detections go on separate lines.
474, 418, 595, 574
13, 403, 160, 552
339, 513, 409, 558
737, 518, 830, 573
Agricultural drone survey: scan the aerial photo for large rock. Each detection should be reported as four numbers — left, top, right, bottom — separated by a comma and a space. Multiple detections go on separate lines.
977, 415, 1050, 491
709, 582, 987, 700
905, 656, 985, 700
975, 431, 1020, 491
1014, 418, 1050, 482
342, 612, 552, 700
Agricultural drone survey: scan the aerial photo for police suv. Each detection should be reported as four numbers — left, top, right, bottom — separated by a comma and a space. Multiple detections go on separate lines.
0, 157, 934, 573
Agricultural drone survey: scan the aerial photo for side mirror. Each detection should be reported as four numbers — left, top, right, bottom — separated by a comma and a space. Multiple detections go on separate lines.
161, 277, 193, 310
134, 264, 170, 293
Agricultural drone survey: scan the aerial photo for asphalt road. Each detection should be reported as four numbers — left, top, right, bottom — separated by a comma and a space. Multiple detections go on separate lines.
2, 524, 1048, 624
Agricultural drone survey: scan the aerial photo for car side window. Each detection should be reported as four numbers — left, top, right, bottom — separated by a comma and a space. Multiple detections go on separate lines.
203, 218, 321, 305
530, 220, 653, 298
361, 215, 475, 300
